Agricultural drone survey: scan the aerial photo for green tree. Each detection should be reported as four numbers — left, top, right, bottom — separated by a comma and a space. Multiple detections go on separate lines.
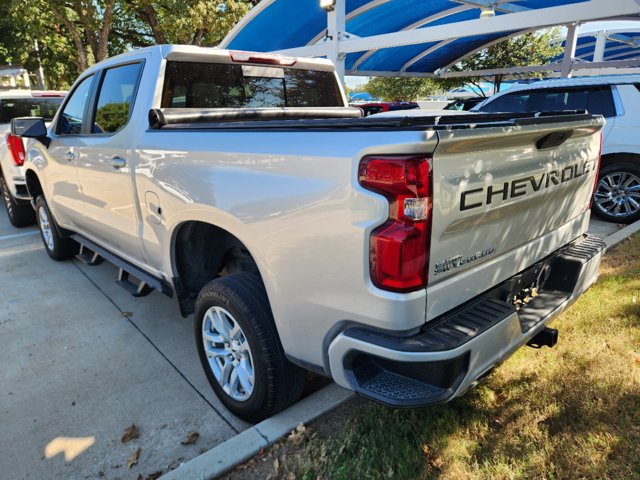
123, 0, 260, 46
0, 0, 261, 89
0, 0, 81, 89
45, 0, 120, 71
364, 77, 444, 102
451, 29, 564, 94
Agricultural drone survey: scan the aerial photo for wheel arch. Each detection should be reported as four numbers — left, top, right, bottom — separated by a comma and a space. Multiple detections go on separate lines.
600, 152, 640, 167
24, 169, 44, 200
170, 220, 266, 317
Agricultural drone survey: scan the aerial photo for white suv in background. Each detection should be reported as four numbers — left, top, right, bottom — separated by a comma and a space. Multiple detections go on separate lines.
476, 75, 640, 224
0, 90, 65, 226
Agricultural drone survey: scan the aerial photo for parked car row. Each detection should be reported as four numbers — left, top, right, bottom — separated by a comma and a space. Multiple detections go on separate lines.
0, 90, 66, 226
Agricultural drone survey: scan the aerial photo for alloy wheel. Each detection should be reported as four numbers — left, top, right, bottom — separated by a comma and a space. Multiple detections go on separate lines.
593, 171, 640, 219
38, 206, 54, 251
201, 305, 255, 401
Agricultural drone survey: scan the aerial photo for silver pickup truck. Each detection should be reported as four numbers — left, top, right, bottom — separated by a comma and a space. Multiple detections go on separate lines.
14, 45, 605, 422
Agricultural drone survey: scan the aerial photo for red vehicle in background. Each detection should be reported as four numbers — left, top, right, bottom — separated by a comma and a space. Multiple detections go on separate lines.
354, 101, 420, 117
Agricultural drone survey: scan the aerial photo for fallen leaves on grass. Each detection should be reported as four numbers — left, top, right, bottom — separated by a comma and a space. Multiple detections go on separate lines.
180, 431, 199, 445
421, 444, 430, 457
127, 448, 141, 469
421, 443, 443, 472
121, 424, 140, 443
287, 424, 309, 446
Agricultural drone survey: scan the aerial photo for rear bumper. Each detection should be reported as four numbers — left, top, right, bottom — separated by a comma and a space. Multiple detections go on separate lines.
1, 164, 29, 200
328, 234, 605, 407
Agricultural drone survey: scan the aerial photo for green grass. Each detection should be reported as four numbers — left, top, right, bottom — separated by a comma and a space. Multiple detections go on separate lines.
283, 235, 640, 480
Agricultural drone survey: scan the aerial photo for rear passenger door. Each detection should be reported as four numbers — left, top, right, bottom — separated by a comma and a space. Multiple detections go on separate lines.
74, 61, 145, 262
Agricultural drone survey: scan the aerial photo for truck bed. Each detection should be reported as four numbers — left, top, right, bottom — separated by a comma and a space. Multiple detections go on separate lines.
149, 108, 593, 131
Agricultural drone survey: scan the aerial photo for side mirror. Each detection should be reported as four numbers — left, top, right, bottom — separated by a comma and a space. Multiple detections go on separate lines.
11, 117, 47, 138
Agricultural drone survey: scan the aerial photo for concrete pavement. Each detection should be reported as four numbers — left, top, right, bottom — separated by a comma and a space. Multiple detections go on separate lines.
0, 210, 248, 480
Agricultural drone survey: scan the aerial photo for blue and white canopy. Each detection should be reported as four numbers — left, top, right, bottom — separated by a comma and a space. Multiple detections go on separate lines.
567, 30, 640, 63
221, 0, 640, 78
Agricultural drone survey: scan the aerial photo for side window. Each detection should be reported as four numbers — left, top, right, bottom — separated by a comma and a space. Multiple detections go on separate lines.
480, 92, 534, 113
58, 75, 94, 135
539, 89, 590, 112
93, 63, 142, 134
587, 88, 616, 118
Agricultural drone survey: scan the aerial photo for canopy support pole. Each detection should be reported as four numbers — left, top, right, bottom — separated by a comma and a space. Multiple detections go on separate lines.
593, 30, 607, 62
326, 0, 346, 84
561, 23, 578, 78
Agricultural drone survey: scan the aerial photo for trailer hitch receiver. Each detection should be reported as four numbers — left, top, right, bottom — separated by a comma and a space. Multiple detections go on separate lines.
526, 327, 558, 349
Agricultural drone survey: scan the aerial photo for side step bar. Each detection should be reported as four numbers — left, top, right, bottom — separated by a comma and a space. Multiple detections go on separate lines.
116, 268, 154, 297
70, 234, 173, 298
76, 243, 104, 266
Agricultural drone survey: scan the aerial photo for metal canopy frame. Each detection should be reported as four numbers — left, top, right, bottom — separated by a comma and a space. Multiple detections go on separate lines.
222, 0, 640, 82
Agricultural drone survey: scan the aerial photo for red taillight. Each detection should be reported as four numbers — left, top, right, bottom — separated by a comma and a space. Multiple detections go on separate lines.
359, 155, 432, 292
229, 51, 297, 66
589, 131, 603, 210
6, 134, 25, 166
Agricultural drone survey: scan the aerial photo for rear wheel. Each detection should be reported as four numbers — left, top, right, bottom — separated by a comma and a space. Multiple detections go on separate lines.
1, 175, 35, 227
35, 195, 78, 260
195, 272, 306, 423
592, 162, 640, 224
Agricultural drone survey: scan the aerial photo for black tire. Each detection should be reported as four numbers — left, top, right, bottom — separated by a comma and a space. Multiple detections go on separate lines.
592, 162, 640, 224
195, 272, 307, 423
34, 195, 78, 260
1, 175, 35, 227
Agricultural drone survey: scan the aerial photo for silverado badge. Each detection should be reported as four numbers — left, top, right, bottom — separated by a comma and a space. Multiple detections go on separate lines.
434, 248, 496, 275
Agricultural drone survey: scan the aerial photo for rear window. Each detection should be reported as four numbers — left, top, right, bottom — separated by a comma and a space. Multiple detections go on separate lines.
161, 61, 343, 109
0, 97, 64, 123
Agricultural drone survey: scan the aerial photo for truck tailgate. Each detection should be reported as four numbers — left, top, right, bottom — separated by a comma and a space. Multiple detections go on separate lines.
426, 116, 603, 321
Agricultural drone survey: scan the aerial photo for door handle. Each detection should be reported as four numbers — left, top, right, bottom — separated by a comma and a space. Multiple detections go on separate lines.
64, 151, 75, 161
111, 156, 127, 169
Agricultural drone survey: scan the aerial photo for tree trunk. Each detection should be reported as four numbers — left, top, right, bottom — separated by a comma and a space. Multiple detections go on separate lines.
137, 3, 167, 44
96, 0, 117, 61
494, 74, 504, 94
192, 28, 206, 46
75, 0, 99, 62
54, 11, 89, 71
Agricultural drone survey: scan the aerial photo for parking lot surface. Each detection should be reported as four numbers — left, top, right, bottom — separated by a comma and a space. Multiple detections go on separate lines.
0, 210, 249, 480
0, 207, 624, 480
